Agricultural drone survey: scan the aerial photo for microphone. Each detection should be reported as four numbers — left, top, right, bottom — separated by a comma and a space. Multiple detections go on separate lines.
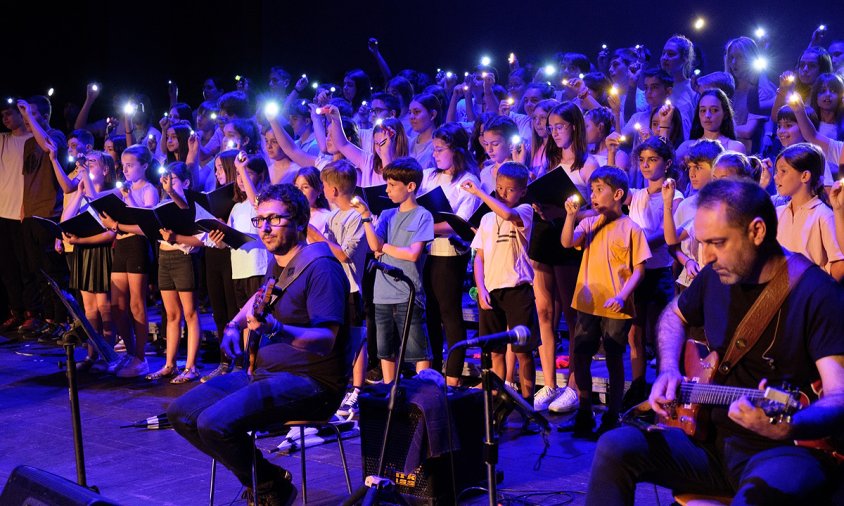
452, 325, 530, 349
120, 413, 171, 430
367, 259, 409, 281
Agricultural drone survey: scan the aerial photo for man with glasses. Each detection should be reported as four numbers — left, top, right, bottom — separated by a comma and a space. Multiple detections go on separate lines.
168, 184, 351, 506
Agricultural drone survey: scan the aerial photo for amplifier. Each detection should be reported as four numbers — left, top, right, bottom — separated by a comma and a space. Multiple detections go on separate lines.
358, 384, 485, 505
0, 465, 120, 506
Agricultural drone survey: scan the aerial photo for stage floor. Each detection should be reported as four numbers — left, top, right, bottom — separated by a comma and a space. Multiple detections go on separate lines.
0, 322, 672, 505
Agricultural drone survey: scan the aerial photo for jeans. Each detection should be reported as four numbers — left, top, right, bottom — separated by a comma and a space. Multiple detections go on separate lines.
374, 302, 430, 362
167, 371, 340, 486
587, 426, 838, 505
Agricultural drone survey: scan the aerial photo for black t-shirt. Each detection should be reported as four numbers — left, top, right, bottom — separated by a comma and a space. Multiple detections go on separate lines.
677, 260, 844, 448
252, 244, 351, 395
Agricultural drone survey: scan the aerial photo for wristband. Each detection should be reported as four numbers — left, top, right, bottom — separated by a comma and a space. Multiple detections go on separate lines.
361, 217, 373, 223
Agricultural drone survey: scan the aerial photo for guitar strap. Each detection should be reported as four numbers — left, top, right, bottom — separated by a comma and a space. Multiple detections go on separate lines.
273, 242, 335, 297
714, 253, 813, 381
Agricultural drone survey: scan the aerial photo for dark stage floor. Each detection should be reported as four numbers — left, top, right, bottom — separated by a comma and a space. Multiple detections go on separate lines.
0, 322, 672, 505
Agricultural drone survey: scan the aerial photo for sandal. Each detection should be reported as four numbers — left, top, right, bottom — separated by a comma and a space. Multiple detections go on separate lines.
171, 367, 200, 384
145, 364, 178, 380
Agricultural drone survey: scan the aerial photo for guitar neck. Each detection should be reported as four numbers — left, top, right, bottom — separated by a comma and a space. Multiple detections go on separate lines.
677, 382, 763, 407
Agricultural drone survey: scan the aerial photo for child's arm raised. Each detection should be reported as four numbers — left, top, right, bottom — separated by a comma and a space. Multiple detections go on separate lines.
326, 106, 366, 167
461, 179, 523, 225
234, 151, 258, 208
561, 196, 586, 248
350, 198, 384, 253
267, 111, 318, 168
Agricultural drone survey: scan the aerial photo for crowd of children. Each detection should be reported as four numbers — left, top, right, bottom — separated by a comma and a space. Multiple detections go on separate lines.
2, 22, 844, 437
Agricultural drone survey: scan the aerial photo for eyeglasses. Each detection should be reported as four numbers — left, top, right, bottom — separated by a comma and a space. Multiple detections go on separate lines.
251, 214, 294, 228
547, 123, 571, 133
369, 107, 387, 116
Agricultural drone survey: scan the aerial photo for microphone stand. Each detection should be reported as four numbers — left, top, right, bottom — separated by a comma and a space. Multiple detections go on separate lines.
480, 346, 498, 506
343, 261, 413, 506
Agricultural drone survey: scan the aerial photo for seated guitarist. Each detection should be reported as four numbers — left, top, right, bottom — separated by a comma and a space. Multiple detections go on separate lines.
168, 184, 350, 506
587, 179, 844, 504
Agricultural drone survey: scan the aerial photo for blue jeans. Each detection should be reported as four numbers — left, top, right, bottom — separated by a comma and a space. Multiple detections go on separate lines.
587, 426, 838, 505
167, 371, 340, 486
374, 302, 431, 362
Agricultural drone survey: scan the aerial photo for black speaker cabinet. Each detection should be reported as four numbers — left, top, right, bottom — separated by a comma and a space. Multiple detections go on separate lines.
0, 466, 120, 506
358, 384, 485, 505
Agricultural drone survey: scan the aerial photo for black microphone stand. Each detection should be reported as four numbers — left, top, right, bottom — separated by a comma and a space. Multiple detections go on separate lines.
343, 261, 414, 506
479, 346, 499, 506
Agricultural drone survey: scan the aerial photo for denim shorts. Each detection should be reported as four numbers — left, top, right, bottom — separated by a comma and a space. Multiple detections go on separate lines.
374, 302, 431, 362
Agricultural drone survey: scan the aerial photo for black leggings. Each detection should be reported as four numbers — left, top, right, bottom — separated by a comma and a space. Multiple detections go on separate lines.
424, 253, 470, 378
204, 248, 237, 337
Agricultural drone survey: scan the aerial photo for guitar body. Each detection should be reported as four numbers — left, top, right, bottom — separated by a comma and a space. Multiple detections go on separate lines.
657, 340, 719, 439
247, 277, 277, 373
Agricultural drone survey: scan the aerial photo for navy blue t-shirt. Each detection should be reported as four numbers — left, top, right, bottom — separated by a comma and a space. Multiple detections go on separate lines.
677, 259, 844, 447
253, 243, 351, 395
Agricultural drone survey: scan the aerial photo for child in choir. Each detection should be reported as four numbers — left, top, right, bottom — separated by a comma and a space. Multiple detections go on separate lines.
421, 123, 482, 386
264, 124, 299, 185
351, 157, 434, 384
147, 163, 205, 383
311, 160, 369, 418
479, 115, 519, 193
561, 166, 651, 437
61, 151, 117, 371
663, 140, 722, 289
407, 94, 442, 170
774, 143, 844, 280
464, 163, 539, 402
97, 145, 159, 378
294, 167, 332, 236
625, 137, 683, 408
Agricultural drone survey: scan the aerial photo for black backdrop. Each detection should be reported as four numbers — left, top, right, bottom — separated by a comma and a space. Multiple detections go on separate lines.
5, 0, 844, 129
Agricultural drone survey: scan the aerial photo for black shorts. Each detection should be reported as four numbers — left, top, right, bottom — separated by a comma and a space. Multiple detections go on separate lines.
158, 249, 197, 292
111, 235, 152, 274
479, 284, 541, 354
632, 267, 674, 325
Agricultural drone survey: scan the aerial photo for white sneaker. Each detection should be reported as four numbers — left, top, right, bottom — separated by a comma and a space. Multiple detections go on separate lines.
548, 386, 579, 413
533, 385, 562, 411
106, 354, 131, 374
113, 338, 126, 352
116, 357, 150, 378
335, 387, 360, 419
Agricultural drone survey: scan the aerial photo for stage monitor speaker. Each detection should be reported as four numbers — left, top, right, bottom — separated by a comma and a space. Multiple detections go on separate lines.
0, 465, 120, 506
358, 384, 485, 505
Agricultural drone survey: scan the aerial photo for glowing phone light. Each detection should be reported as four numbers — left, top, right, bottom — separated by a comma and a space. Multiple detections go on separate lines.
47, 88, 54, 97
508, 53, 515, 64
819, 24, 827, 31
561, 78, 570, 86
330, 86, 336, 93
445, 71, 453, 78
301, 73, 307, 79
148, 134, 154, 140
210, 112, 218, 120
601, 44, 608, 50
755, 27, 766, 38
753, 57, 768, 71
123, 102, 137, 115
226, 140, 236, 149
311, 82, 319, 89
609, 85, 619, 96
510, 134, 522, 145
619, 135, 627, 143
361, 100, 368, 106
694, 69, 701, 76
788, 92, 801, 103
158, 166, 167, 175
374, 118, 384, 127
481, 72, 488, 78
634, 122, 642, 130
506, 97, 515, 105
116, 181, 123, 189
264, 101, 280, 119
480, 55, 491, 66
665, 98, 672, 106
315, 107, 324, 115
578, 73, 585, 79
786, 74, 796, 83
543, 64, 556, 76
351, 196, 361, 206
693, 17, 705, 31
91, 84, 98, 92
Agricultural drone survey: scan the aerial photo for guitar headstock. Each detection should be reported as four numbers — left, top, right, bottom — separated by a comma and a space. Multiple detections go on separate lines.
251, 277, 277, 323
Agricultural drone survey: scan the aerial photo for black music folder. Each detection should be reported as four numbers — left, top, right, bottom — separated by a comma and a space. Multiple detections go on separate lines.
195, 219, 254, 250
525, 167, 584, 206
185, 183, 235, 220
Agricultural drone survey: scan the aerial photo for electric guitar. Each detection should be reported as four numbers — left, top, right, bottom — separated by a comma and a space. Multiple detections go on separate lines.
246, 277, 279, 371
623, 339, 843, 460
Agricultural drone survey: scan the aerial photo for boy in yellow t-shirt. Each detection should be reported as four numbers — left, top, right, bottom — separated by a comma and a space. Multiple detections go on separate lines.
560, 166, 651, 438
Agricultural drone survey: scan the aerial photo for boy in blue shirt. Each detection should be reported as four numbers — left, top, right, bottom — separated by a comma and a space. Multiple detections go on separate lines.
352, 157, 434, 384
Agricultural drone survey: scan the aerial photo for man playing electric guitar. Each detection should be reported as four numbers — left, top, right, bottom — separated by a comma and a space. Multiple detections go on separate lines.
587, 179, 844, 504
167, 184, 350, 506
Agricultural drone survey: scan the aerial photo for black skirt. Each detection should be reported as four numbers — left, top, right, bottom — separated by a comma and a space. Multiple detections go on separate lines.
70, 244, 113, 294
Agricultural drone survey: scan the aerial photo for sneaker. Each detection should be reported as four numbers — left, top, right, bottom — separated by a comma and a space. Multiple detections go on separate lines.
107, 354, 132, 374
504, 380, 519, 392
116, 357, 150, 378
76, 356, 96, 371
336, 387, 360, 419
533, 385, 562, 411
549, 386, 580, 413
18, 313, 44, 333
113, 338, 126, 353
0, 314, 22, 332
171, 367, 200, 384
365, 368, 383, 384
558, 408, 595, 438
200, 362, 230, 383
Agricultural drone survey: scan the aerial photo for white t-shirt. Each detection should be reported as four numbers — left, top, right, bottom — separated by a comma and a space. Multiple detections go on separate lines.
672, 193, 700, 287
628, 187, 683, 269
309, 207, 332, 237
0, 132, 31, 220
228, 200, 271, 279
470, 204, 534, 292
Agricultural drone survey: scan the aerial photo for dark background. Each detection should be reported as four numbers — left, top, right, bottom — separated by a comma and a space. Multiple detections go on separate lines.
5, 0, 844, 131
